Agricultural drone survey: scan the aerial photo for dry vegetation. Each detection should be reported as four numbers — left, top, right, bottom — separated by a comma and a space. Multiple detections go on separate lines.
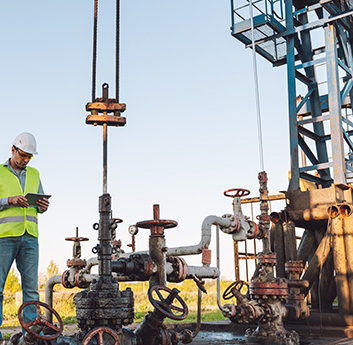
3, 279, 234, 327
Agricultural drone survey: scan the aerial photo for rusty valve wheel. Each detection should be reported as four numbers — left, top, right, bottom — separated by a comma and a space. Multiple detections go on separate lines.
223, 280, 249, 300
82, 327, 121, 345
148, 285, 189, 321
136, 219, 178, 229
18, 301, 64, 340
224, 188, 250, 198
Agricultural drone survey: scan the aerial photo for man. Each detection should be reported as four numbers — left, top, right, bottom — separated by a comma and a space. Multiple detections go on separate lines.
0, 132, 49, 339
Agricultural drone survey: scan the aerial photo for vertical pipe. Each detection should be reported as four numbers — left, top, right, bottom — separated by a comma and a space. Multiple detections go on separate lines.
331, 217, 351, 325
230, 0, 235, 28
325, 23, 346, 185
115, 0, 120, 102
98, 193, 112, 279
216, 225, 223, 310
103, 123, 108, 194
149, 205, 166, 287
342, 216, 353, 325
301, 230, 331, 296
283, 221, 297, 261
272, 222, 286, 277
92, 0, 98, 102
285, 0, 300, 191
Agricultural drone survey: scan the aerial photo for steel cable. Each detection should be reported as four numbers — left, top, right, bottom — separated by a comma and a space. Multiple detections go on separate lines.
92, 0, 98, 102
249, 0, 265, 171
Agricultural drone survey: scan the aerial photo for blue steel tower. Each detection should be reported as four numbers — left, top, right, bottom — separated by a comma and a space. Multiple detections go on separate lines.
231, 0, 353, 330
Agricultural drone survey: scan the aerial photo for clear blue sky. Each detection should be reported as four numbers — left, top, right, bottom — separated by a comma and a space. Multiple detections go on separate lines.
1, 1, 290, 280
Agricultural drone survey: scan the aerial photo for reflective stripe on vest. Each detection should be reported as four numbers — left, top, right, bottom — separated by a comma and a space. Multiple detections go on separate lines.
0, 216, 38, 224
0, 164, 40, 238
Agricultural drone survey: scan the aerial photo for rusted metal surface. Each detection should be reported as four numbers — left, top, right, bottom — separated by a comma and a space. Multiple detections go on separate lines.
285, 186, 352, 225
283, 221, 297, 261
18, 301, 64, 341
148, 286, 188, 321
285, 261, 310, 321
167, 256, 188, 282
224, 188, 251, 198
241, 193, 286, 204
86, 84, 127, 127
201, 245, 212, 266
136, 204, 178, 238
82, 327, 121, 345
249, 280, 289, 296
258, 172, 271, 252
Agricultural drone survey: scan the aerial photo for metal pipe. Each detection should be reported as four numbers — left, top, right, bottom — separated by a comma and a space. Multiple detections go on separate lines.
343, 215, 353, 323
81, 257, 98, 274
332, 216, 353, 325
301, 229, 331, 296
283, 221, 297, 261
103, 123, 108, 194
167, 215, 233, 257
216, 225, 224, 311
44, 275, 62, 322
185, 265, 219, 279
98, 193, 113, 279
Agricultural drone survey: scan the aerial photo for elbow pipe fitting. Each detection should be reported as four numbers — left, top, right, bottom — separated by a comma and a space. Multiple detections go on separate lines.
167, 215, 234, 257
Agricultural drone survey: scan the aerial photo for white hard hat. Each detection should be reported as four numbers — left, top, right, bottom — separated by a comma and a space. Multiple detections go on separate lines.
12, 132, 38, 155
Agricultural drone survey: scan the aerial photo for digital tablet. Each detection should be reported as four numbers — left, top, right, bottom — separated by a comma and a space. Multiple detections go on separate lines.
24, 193, 52, 206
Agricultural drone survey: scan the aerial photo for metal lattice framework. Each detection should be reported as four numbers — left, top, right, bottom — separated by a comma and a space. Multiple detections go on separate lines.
231, 0, 353, 191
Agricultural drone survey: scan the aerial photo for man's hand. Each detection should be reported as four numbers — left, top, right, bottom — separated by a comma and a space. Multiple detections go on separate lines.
8, 196, 29, 208
37, 197, 50, 212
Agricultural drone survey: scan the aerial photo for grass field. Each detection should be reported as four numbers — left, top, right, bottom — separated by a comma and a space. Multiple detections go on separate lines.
3, 279, 234, 327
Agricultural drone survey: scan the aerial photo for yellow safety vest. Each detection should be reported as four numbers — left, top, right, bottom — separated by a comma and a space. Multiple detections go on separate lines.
0, 164, 40, 238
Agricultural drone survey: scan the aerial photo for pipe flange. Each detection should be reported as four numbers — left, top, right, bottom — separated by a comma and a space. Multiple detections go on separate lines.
66, 259, 87, 268
220, 214, 240, 234
61, 270, 75, 289
167, 257, 187, 282
250, 280, 288, 297
74, 270, 90, 289
247, 221, 259, 239
157, 328, 171, 345
258, 253, 277, 266
285, 260, 303, 274
179, 329, 193, 344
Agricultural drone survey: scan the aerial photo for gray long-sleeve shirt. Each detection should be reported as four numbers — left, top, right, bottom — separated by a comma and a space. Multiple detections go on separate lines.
0, 159, 44, 211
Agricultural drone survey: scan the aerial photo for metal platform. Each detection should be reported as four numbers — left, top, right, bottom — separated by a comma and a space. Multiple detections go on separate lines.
231, 13, 288, 64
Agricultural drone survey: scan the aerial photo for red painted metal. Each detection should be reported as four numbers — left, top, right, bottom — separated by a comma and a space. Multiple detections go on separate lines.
18, 301, 63, 340
82, 327, 121, 345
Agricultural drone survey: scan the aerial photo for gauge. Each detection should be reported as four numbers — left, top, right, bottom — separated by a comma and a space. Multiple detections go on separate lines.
128, 225, 139, 235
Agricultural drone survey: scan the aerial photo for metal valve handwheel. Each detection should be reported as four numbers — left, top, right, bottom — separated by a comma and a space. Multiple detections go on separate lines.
136, 219, 178, 229
224, 188, 250, 198
148, 285, 188, 320
18, 301, 63, 340
82, 327, 121, 345
136, 204, 178, 237
223, 280, 249, 300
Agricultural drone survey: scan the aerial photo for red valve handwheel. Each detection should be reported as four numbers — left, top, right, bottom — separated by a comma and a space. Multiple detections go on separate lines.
224, 188, 250, 198
82, 327, 121, 345
65, 236, 89, 242
223, 280, 249, 300
148, 285, 188, 320
18, 301, 63, 340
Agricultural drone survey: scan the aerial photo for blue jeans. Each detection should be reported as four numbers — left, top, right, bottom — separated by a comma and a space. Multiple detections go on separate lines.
0, 232, 39, 338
